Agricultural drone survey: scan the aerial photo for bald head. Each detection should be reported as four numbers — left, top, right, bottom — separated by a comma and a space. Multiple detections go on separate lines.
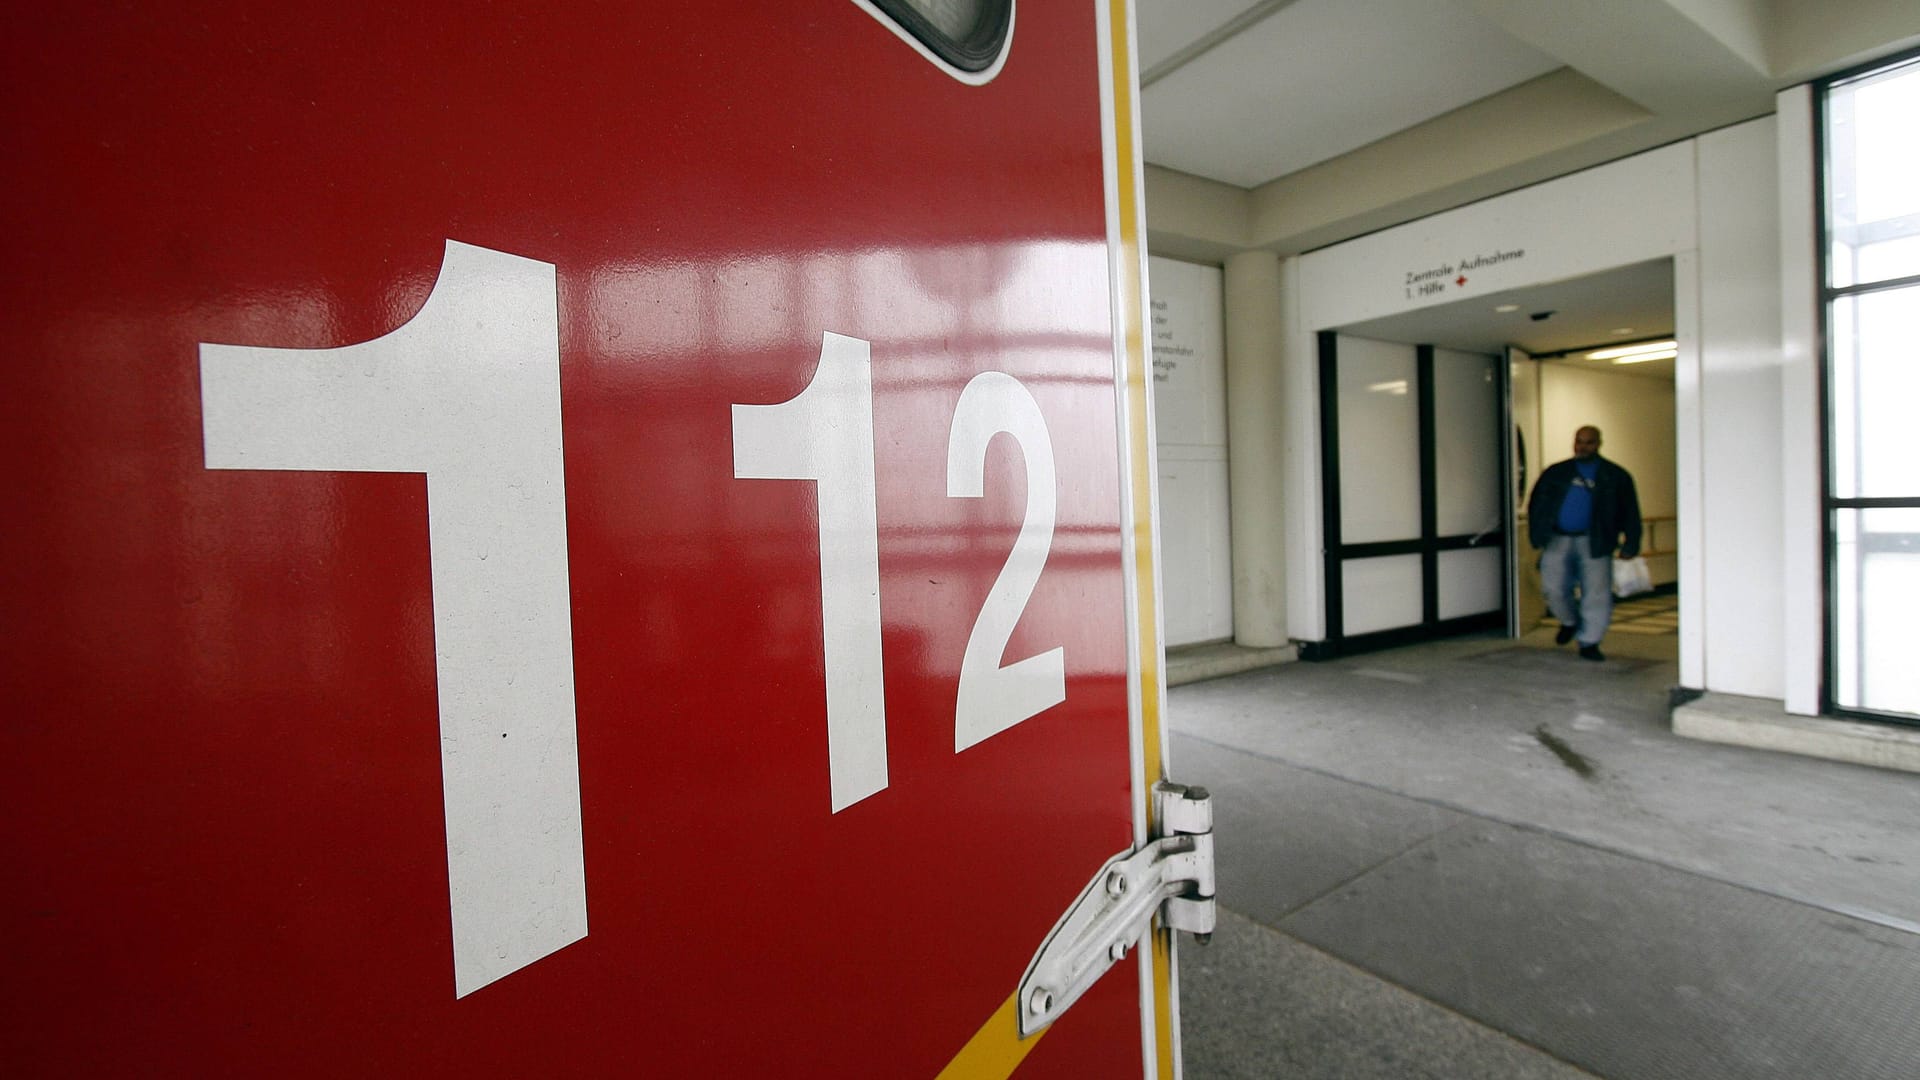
1573, 426, 1602, 460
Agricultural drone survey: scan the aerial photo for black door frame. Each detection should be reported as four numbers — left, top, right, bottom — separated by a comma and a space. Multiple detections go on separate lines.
1304, 332, 1511, 660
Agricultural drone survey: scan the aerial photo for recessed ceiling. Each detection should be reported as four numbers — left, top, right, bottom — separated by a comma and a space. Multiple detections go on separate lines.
1339, 259, 1677, 378
1132, 0, 1916, 258
1139, 0, 1562, 187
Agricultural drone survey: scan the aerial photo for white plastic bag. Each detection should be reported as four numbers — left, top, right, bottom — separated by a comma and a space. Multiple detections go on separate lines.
1612, 555, 1653, 598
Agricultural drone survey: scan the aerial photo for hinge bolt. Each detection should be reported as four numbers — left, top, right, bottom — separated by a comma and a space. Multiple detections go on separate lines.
1028, 986, 1054, 1017
1105, 870, 1128, 897
1109, 940, 1129, 961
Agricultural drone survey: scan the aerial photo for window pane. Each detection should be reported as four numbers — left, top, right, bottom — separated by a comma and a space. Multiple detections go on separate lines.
1336, 336, 1420, 544
1833, 508, 1920, 718
1432, 349, 1501, 538
1825, 57, 1920, 288
1437, 547, 1502, 620
1342, 554, 1423, 635
1829, 284, 1920, 499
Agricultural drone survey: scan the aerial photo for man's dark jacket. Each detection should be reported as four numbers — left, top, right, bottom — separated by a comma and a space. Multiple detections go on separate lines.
1527, 456, 1642, 559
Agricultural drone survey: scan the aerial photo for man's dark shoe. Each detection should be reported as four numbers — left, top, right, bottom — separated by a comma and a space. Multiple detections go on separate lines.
1555, 624, 1578, 645
1579, 645, 1605, 662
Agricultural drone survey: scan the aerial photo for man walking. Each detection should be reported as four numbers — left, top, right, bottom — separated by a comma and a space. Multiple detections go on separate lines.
1527, 425, 1642, 661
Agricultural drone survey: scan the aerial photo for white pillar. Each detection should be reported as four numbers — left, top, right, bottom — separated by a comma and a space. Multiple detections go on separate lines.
1224, 250, 1288, 647
1776, 85, 1823, 716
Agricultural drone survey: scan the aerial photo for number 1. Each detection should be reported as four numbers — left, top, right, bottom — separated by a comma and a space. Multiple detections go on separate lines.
732, 332, 889, 813
200, 240, 586, 998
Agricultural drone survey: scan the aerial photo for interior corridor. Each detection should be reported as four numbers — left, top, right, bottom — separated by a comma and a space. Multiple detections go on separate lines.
1169, 625, 1920, 1079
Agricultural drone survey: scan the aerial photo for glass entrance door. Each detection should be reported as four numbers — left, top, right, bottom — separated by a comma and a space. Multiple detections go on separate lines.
1315, 333, 1509, 656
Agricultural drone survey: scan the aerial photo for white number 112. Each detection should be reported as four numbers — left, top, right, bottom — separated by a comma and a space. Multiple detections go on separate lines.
198, 242, 1069, 998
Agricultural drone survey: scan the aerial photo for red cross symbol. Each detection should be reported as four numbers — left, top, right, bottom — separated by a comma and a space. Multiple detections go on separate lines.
1456, 275, 1468, 287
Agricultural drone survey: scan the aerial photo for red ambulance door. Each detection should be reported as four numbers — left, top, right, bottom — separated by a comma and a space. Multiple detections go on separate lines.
2, 2, 1193, 1075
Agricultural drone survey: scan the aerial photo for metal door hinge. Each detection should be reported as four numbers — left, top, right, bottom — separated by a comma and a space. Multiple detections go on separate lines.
1015, 782, 1216, 1037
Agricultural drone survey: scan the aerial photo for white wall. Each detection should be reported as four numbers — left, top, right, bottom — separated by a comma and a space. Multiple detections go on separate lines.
1297, 142, 1697, 331
1147, 256, 1234, 646
1539, 366, 1678, 521
1696, 118, 1786, 701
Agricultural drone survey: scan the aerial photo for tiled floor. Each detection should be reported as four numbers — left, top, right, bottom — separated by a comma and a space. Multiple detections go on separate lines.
1170, 629, 1920, 1079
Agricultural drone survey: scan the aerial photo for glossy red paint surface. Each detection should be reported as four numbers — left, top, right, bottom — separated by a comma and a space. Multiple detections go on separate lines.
3, 3, 1142, 1075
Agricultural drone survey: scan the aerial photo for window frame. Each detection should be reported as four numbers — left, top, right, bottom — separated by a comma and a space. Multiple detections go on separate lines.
1813, 44, 1920, 727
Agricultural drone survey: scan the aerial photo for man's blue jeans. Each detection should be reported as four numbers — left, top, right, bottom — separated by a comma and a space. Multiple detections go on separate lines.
1540, 533, 1612, 646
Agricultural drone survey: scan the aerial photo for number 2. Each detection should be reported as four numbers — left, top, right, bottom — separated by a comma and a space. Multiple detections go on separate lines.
947, 372, 1065, 751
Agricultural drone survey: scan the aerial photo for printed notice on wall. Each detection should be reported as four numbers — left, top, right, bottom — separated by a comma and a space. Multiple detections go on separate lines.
1145, 256, 1232, 647
1145, 257, 1226, 449
1151, 296, 1193, 383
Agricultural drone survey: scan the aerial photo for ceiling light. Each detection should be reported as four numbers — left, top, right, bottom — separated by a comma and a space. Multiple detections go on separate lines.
1613, 349, 1677, 365
1610, 327, 1635, 335
1367, 379, 1409, 395
1495, 304, 1519, 313
1585, 339, 1676, 361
